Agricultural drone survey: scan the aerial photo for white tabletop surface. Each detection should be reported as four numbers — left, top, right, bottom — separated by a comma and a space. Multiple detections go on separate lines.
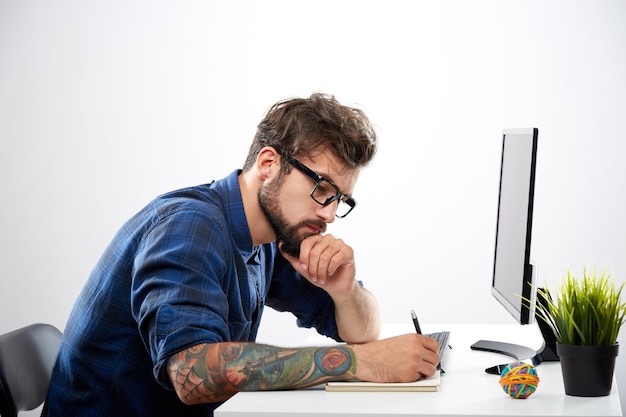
215, 323, 622, 417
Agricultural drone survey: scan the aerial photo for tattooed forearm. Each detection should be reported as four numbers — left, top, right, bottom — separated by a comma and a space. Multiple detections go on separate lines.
168, 343, 356, 405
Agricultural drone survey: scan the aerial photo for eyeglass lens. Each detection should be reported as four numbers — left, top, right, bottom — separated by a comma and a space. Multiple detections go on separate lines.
311, 179, 355, 218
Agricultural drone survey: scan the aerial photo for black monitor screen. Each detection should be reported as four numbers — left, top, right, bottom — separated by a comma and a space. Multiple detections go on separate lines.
491, 128, 538, 325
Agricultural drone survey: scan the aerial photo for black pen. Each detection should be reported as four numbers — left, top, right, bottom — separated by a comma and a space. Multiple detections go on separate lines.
410, 310, 422, 334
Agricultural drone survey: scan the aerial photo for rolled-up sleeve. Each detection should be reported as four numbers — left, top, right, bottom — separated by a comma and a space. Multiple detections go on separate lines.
130, 203, 240, 389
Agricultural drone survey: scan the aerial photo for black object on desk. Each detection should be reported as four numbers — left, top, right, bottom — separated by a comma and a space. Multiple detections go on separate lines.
485, 363, 514, 375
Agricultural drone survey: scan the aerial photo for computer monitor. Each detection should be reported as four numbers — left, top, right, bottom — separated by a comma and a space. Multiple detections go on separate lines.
471, 128, 558, 365
492, 127, 538, 326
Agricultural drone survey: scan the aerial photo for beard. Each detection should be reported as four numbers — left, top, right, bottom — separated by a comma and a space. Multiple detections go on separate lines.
258, 176, 325, 258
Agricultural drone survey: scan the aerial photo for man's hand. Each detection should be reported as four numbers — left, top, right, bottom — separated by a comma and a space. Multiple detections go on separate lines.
279, 233, 355, 293
350, 334, 440, 382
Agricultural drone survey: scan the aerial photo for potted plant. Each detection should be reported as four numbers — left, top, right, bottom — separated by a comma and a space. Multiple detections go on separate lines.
534, 266, 626, 397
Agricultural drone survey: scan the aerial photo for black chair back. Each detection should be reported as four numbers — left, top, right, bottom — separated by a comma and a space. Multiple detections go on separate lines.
0, 323, 62, 417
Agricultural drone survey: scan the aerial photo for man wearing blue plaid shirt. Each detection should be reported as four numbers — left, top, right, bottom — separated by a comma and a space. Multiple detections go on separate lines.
43, 93, 439, 416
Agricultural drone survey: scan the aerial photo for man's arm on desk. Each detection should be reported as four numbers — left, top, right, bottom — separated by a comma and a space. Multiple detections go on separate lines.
167, 335, 439, 405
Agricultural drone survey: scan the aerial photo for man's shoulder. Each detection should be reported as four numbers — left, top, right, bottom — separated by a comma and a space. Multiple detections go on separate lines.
151, 187, 228, 229
155, 170, 240, 214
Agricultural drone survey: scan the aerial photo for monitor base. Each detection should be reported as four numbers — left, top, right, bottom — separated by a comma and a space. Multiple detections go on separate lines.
470, 338, 558, 365
471, 339, 537, 360
471, 291, 560, 366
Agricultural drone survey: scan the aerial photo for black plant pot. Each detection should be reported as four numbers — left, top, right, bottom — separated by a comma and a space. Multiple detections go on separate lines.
556, 343, 619, 397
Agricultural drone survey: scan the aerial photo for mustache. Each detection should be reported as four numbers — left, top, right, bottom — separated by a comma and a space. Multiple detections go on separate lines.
278, 219, 327, 258
303, 219, 327, 235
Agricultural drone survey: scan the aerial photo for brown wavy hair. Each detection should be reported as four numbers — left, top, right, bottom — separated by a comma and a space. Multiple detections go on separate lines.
243, 93, 377, 173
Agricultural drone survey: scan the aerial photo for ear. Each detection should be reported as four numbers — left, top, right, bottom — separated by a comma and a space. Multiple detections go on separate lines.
255, 146, 280, 180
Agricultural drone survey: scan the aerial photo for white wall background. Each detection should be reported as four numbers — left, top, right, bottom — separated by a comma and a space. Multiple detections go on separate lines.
1, 0, 625, 414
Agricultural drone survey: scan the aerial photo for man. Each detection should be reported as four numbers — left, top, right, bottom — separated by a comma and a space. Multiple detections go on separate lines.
43, 93, 439, 416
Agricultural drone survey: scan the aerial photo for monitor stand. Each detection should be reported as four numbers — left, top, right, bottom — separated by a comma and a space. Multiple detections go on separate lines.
471, 339, 537, 360
470, 288, 559, 366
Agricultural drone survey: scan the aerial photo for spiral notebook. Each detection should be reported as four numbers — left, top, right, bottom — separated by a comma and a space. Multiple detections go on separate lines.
325, 371, 440, 392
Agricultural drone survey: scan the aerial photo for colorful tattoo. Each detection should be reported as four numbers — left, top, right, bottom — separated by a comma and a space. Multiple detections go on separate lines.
168, 343, 356, 404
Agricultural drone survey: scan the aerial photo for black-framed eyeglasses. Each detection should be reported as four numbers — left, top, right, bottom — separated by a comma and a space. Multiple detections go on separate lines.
286, 158, 357, 218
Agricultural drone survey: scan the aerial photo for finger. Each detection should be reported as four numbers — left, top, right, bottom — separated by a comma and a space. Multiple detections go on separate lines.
302, 234, 339, 283
422, 338, 441, 363
309, 236, 353, 282
325, 241, 354, 276
408, 335, 440, 369
308, 239, 334, 283
296, 234, 321, 271
421, 344, 441, 373
418, 362, 438, 379
422, 335, 440, 353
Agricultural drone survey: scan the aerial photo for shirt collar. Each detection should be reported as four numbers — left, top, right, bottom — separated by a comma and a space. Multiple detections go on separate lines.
220, 169, 257, 260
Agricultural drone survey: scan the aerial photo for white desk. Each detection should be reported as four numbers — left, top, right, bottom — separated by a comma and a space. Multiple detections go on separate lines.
215, 324, 622, 417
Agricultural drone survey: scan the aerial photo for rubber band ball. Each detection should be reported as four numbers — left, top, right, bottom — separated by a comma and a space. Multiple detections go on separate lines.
499, 362, 539, 399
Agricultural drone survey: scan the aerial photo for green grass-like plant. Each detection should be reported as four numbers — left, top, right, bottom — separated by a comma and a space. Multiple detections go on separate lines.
534, 266, 626, 346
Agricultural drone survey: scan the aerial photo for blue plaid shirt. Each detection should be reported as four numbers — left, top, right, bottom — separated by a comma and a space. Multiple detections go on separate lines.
43, 170, 340, 417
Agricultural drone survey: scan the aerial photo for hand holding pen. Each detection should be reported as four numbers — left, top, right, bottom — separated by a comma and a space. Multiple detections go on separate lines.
406, 309, 440, 377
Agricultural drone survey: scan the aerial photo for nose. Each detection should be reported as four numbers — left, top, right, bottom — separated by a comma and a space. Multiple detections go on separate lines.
316, 201, 337, 224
